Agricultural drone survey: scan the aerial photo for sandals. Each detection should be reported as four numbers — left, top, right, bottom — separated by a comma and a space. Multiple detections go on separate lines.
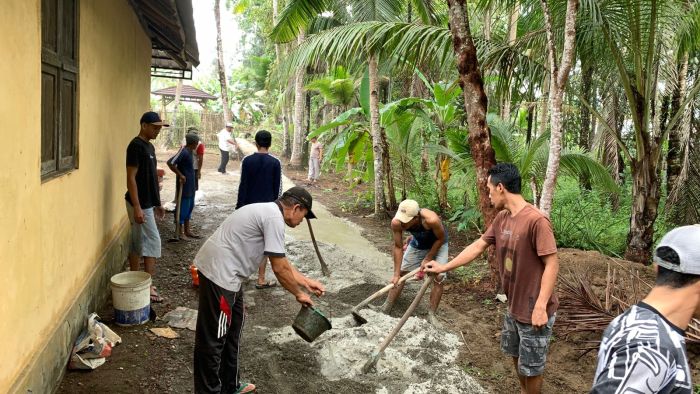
255, 280, 277, 290
234, 382, 256, 393
150, 286, 164, 303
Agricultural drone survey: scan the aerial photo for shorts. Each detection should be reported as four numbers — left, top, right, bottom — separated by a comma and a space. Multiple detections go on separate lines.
179, 196, 195, 224
126, 202, 161, 258
401, 243, 448, 280
500, 312, 556, 377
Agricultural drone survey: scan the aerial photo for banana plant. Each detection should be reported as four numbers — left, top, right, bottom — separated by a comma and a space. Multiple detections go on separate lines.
381, 74, 463, 212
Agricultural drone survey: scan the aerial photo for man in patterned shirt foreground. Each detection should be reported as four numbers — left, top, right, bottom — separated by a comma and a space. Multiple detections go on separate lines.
592, 225, 700, 393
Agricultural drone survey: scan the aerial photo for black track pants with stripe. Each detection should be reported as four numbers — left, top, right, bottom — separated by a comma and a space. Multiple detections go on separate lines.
194, 273, 245, 394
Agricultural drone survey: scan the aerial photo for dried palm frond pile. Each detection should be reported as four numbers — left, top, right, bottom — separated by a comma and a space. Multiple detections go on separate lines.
557, 259, 700, 347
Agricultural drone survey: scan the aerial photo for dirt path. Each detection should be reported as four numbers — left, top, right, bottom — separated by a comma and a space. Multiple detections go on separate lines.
58, 145, 486, 393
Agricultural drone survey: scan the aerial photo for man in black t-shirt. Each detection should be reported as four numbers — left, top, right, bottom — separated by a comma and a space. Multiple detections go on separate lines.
125, 111, 167, 303
236, 130, 282, 289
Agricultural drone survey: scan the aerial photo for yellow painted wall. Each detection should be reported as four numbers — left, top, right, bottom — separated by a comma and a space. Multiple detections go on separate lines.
0, 0, 151, 389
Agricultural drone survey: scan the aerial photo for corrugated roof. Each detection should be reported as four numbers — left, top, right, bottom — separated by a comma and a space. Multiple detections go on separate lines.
129, 0, 199, 78
152, 85, 217, 102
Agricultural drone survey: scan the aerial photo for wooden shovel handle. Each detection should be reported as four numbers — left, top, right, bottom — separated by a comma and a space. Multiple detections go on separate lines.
375, 274, 433, 354
306, 218, 331, 276
174, 182, 183, 234
352, 267, 421, 311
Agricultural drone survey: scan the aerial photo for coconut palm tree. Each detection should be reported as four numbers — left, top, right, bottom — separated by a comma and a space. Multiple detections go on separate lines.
215, 0, 233, 124
576, 0, 700, 262
271, 0, 437, 217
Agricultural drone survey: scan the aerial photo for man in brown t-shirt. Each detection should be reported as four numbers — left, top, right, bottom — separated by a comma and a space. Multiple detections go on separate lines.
425, 163, 559, 394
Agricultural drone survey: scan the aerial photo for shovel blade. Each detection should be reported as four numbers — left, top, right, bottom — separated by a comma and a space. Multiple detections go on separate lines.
361, 351, 382, 373
351, 310, 367, 326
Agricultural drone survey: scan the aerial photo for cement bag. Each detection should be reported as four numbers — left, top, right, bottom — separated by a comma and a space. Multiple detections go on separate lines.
68, 313, 122, 370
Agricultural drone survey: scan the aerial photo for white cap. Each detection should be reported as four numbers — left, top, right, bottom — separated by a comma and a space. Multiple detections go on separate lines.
225, 122, 233, 128
394, 199, 420, 223
653, 225, 700, 275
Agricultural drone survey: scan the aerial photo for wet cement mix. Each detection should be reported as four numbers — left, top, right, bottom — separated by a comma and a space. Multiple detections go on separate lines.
57, 147, 486, 394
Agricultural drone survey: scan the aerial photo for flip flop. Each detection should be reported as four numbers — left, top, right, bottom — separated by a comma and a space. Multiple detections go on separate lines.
150, 287, 164, 303
234, 382, 256, 393
255, 281, 277, 290
185, 233, 202, 239
150, 294, 164, 303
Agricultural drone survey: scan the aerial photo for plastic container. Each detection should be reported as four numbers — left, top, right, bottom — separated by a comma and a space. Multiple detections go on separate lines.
292, 305, 332, 343
110, 271, 151, 326
189, 264, 199, 287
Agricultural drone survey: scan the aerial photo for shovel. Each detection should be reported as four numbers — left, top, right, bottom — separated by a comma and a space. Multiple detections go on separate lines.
306, 218, 330, 276
362, 273, 433, 373
351, 267, 421, 325
168, 182, 183, 243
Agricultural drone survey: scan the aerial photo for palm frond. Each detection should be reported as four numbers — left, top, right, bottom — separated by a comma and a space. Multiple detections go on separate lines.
559, 150, 620, 193
352, 0, 403, 22
273, 22, 455, 85
271, 0, 334, 43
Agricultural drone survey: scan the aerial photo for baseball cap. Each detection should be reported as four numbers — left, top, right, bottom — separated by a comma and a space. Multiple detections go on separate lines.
225, 122, 233, 128
140, 111, 169, 127
255, 130, 272, 147
653, 225, 700, 275
395, 199, 419, 223
282, 186, 316, 219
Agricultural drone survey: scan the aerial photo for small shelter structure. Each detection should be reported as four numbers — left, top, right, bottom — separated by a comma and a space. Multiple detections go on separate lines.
152, 85, 217, 109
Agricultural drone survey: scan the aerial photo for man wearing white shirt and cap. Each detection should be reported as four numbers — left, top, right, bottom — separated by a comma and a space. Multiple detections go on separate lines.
217, 123, 236, 174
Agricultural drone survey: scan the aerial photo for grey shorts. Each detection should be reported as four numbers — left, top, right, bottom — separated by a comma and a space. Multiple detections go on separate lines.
501, 312, 556, 377
401, 243, 448, 280
126, 202, 161, 258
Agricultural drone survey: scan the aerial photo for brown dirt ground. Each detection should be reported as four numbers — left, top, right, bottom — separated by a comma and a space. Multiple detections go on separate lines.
57, 151, 699, 394
284, 166, 700, 394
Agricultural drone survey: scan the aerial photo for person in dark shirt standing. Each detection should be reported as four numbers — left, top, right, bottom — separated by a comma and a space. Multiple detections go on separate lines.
236, 130, 282, 289
167, 133, 201, 240
126, 111, 167, 303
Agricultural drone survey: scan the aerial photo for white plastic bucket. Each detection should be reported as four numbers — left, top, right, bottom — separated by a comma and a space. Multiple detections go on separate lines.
110, 271, 151, 326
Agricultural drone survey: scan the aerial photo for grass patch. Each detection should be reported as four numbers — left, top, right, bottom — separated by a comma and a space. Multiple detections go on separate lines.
452, 259, 489, 285
462, 363, 505, 381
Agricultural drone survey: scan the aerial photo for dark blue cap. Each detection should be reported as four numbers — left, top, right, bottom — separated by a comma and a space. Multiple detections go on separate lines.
140, 111, 169, 127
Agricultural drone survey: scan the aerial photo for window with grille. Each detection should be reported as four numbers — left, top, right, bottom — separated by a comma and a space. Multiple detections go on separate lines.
41, 0, 78, 180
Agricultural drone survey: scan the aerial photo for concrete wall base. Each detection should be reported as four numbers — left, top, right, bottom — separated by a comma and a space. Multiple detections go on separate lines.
10, 221, 130, 394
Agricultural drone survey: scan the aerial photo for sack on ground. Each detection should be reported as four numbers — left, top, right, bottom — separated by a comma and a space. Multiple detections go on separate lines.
68, 313, 122, 370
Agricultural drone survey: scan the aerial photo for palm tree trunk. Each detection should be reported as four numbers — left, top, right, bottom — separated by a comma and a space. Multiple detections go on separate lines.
625, 148, 661, 263
369, 54, 388, 217
290, 33, 306, 168
500, 2, 519, 120
447, 0, 498, 286
526, 103, 534, 144
382, 131, 397, 210
579, 63, 593, 151
214, 0, 232, 124
579, 62, 594, 190
282, 74, 293, 157
273, 0, 292, 159
667, 53, 688, 193
538, 0, 579, 215
538, 74, 549, 134
483, 5, 492, 41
